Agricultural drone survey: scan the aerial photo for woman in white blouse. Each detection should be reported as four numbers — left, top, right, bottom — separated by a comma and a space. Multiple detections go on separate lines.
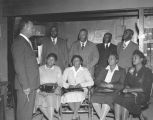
91, 53, 126, 120
61, 55, 94, 120
34, 53, 62, 120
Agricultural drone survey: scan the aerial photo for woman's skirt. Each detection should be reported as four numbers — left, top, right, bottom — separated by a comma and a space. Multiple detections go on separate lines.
35, 92, 61, 109
114, 93, 145, 115
61, 91, 86, 103
91, 92, 117, 107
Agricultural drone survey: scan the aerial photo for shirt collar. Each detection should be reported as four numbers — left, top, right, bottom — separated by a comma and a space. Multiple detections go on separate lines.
20, 33, 33, 48
80, 40, 87, 47
45, 65, 55, 70
51, 37, 57, 44
71, 66, 83, 72
105, 43, 110, 47
124, 40, 130, 47
106, 65, 119, 71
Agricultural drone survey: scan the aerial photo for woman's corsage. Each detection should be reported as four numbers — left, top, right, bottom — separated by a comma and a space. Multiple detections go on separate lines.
129, 67, 135, 75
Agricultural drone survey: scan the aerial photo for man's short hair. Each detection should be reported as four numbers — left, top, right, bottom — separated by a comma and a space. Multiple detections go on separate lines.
18, 17, 33, 32
77, 28, 88, 41
103, 32, 112, 43
104, 32, 112, 38
125, 29, 134, 36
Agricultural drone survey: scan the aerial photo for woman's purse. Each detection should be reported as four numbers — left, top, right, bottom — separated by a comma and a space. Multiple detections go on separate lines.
95, 87, 114, 93
39, 83, 58, 93
61, 87, 84, 95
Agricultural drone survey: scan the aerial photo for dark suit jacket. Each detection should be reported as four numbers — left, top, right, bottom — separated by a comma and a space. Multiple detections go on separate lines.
95, 66, 126, 91
95, 43, 117, 76
12, 35, 40, 90
41, 37, 68, 71
69, 40, 99, 77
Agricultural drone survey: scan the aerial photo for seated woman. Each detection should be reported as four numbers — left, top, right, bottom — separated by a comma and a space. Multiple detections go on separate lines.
34, 53, 62, 120
91, 52, 126, 120
61, 55, 94, 120
114, 50, 153, 120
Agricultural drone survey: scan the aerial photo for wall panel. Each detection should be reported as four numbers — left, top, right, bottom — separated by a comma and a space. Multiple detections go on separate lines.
3, 0, 153, 16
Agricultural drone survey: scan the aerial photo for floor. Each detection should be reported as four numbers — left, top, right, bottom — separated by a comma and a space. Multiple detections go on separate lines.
5, 100, 153, 120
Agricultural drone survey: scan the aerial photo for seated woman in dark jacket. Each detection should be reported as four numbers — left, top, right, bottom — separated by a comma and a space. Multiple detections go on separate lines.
114, 50, 153, 120
91, 52, 126, 120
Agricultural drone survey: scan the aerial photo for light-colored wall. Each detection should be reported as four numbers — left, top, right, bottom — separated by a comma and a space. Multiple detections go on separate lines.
3, 0, 153, 16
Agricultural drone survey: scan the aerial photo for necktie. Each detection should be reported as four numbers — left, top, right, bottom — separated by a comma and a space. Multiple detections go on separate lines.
105, 44, 108, 49
53, 38, 56, 45
81, 43, 84, 50
123, 42, 126, 49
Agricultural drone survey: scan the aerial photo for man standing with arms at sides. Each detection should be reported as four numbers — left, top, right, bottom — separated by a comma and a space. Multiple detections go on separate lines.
95, 32, 117, 77
117, 29, 139, 72
40, 26, 68, 72
12, 18, 40, 120
69, 28, 99, 78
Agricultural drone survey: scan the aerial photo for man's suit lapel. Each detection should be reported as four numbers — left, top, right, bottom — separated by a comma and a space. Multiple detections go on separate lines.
101, 44, 105, 51
84, 40, 90, 50
56, 37, 61, 46
125, 41, 132, 50
109, 43, 113, 50
76, 41, 82, 52
20, 36, 33, 50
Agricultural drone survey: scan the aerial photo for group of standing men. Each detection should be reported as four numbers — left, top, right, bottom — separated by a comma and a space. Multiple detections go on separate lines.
12, 18, 138, 120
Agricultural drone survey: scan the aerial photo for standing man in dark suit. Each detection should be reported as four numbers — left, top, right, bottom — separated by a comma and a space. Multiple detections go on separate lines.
117, 29, 139, 72
69, 28, 99, 77
40, 26, 68, 72
12, 18, 40, 120
95, 32, 117, 77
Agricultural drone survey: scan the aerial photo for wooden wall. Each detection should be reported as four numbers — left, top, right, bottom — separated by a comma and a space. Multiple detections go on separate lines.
3, 0, 153, 16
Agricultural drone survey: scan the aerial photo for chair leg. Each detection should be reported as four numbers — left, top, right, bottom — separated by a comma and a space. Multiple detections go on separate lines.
139, 113, 145, 120
59, 105, 63, 120
128, 114, 132, 120
88, 103, 92, 120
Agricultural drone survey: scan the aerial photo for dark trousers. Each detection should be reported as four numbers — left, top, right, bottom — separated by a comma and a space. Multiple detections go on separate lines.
16, 90, 36, 120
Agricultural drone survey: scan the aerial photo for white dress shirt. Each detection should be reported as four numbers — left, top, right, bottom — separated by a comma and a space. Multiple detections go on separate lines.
104, 43, 110, 48
80, 40, 87, 48
104, 65, 119, 83
123, 40, 130, 49
51, 37, 57, 45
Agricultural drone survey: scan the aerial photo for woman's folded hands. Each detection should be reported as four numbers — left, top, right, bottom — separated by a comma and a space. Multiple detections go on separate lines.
100, 83, 113, 89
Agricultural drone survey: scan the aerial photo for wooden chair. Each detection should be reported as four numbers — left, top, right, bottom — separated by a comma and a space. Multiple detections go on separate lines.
91, 105, 115, 120
59, 87, 92, 120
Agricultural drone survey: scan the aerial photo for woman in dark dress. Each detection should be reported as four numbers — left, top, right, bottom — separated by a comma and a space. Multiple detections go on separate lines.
114, 50, 153, 120
91, 53, 126, 120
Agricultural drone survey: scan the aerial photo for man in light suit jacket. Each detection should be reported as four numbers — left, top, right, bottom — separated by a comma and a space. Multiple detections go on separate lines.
12, 18, 40, 120
69, 28, 99, 77
95, 32, 117, 77
40, 26, 68, 72
117, 29, 139, 72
